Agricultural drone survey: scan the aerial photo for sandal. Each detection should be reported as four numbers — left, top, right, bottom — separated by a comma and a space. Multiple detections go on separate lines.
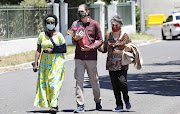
49, 106, 58, 114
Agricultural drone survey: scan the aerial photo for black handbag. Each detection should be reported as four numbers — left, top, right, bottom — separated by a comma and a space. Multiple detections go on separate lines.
46, 31, 67, 54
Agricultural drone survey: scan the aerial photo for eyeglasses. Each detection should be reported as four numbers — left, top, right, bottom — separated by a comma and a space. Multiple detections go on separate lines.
112, 24, 120, 27
46, 21, 55, 24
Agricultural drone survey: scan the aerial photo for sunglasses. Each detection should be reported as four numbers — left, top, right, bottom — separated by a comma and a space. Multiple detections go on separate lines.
46, 21, 55, 24
112, 24, 120, 27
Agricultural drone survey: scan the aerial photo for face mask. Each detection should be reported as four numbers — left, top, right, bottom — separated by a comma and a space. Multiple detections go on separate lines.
78, 11, 87, 19
112, 26, 121, 32
46, 24, 55, 30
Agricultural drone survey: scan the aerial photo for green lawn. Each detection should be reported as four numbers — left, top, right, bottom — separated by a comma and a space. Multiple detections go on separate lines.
129, 33, 156, 40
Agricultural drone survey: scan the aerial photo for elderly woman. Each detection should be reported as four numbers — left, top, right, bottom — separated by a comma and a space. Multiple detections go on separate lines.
33, 14, 66, 114
98, 15, 132, 112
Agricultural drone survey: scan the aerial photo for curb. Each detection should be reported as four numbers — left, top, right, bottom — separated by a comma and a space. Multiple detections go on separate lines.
0, 39, 161, 74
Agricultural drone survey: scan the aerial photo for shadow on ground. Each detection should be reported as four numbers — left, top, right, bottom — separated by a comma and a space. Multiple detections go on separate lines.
27, 110, 50, 113
84, 71, 180, 96
144, 60, 180, 66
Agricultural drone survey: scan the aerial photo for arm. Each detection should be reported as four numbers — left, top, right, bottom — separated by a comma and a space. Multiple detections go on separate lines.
123, 33, 132, 52
98, 33, 109, 53
33, 44, 41, 72
89, 22, 103, 50
71, 21, 82, 45
52, 33, 67, 53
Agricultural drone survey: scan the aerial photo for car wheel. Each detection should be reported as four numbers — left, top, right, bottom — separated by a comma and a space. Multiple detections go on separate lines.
170, 31, 176, 40
162, 29, 166, 40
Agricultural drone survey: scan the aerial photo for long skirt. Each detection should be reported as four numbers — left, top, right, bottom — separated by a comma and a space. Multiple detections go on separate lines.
34, 53, 65, 108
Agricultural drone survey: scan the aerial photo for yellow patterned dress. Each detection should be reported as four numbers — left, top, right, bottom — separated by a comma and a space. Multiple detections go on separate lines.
34, 32, 65, 108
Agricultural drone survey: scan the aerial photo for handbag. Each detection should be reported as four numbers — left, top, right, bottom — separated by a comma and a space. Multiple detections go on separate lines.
46, 31, 67, 54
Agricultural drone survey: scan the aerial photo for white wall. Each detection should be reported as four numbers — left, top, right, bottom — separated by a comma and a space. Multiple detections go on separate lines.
137, 0, 180, 18
0, 36, 72, 57
0, 38, 37, 56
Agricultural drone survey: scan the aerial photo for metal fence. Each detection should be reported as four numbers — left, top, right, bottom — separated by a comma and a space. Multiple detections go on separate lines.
0, 6, 53, 41
68, 4, 101, 29
68, 7, 78, 28
117, 3, 132, 25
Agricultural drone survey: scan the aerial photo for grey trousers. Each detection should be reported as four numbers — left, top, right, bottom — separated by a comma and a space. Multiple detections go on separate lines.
74, 59, 101, 106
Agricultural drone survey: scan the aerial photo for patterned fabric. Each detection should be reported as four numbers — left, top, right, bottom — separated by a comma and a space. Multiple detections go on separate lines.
99, 32, 131, 71
34, 32, 66, 108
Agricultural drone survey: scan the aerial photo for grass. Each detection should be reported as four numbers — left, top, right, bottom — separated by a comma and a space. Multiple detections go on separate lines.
129, 33, 156, 40
0, 33, 156, 67
0, 45, 76, 67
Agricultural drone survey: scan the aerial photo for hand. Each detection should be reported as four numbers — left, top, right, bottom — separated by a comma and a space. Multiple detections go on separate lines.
33, 65, 38, 72
74, 31, 83, 41
124, 44, 131, 52
81, 45, 91, 51
45, 48, 53, 53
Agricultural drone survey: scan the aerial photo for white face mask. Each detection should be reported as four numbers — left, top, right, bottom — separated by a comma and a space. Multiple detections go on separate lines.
46, 24, 55, 30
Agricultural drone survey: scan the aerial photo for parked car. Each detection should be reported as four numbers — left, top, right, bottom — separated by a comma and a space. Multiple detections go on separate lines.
161, 12, 180, 40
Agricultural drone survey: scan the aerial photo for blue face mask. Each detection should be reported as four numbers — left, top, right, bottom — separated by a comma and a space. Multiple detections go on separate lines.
46, 24, 55, 30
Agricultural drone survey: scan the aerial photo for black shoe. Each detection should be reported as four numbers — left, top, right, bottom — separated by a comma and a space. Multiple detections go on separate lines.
96, 102, 102, 110
112, 105, 123, 112
49, 107, 58, 114
126, 102, 131, 110
54, 106, 58, 111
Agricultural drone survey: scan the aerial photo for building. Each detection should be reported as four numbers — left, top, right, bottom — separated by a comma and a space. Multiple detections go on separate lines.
137, 0, 180, 18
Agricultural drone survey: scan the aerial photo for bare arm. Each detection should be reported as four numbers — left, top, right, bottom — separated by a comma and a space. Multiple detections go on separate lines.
33, 44, 41, 72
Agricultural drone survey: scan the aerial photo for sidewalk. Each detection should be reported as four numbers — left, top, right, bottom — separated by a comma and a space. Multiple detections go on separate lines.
0, 39, 161, 74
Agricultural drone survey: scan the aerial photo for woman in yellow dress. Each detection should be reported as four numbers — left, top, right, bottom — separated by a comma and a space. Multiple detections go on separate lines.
33, 14, 66, 114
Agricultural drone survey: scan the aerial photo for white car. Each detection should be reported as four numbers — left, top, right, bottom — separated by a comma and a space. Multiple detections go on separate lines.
161, 13, 180, 40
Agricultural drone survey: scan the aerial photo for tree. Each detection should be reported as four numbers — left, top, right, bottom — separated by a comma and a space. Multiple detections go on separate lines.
20, 0, 47, 7
0, 0, 23, 5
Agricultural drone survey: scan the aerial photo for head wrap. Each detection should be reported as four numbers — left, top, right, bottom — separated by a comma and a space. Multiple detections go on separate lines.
46, 17, 55, 22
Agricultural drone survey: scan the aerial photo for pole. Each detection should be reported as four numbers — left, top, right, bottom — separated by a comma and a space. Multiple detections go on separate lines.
140, 0, 145, 33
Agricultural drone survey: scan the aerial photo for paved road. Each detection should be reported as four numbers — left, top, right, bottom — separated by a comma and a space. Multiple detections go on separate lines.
0, 40, 180, 114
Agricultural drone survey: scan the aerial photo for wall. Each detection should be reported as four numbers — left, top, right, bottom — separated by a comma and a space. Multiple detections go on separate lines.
0, 38, 37, 56
0, 36, 72, 57
137, 0, 180, 18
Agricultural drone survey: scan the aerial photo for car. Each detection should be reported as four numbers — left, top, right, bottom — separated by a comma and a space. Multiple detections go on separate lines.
161, 12, 180, 40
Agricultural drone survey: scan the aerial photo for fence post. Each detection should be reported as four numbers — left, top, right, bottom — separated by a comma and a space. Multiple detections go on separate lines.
6, 6, 9, 39
108, 1, 118, 32
60, 1, 68, 36
53, 3, 60, 32
94, 0, 105, 39
129, 1, 136, 33
140, 0, 145, 33
23, 6, 26, 37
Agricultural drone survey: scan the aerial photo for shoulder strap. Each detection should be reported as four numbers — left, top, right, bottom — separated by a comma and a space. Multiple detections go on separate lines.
45, 31, 56, 47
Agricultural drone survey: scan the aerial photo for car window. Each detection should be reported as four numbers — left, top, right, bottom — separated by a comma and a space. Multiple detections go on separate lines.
166, 16, 173, 22
176, 16, 180, 20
